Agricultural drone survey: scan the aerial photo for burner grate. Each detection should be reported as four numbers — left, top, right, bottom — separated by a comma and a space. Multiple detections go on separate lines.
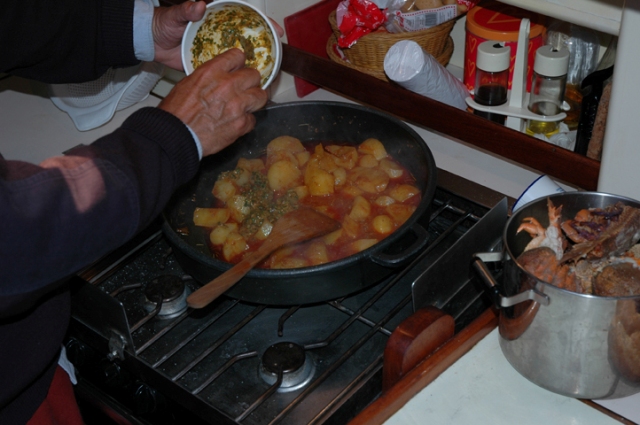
67, 188, 498, 425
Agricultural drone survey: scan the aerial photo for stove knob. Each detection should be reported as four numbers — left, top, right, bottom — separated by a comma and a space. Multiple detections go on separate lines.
64, 338, 88, 368
133, 382, 160, 415
101, 361, 129, 388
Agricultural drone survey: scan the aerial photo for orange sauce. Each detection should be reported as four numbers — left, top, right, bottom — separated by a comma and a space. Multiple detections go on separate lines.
205, 140, 421, 268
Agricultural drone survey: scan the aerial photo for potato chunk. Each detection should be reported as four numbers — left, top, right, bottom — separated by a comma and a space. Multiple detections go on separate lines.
193, 208, 230, 228
379, 159, 404, 178
267, 136, 305, 155
266, 246, 294, 267
307, 241, 329, 265
232, 168, 252, 186
342, 215, 360, 238
389, 184, 420, 202
295, 150, 310, 166
350, 239, 378, 253
293, 185, 309, 200
324, 228, 343, 245
254, 221, 273, 240
332, 168, 347, 186
212, 179, 236, 203
271, 256, 308, 269
358, 154, 379, 168
372, 215, 394, 234
349, 196, 371, 221
228, 195, 250, 222
304, 166, 334, 196
318, 155, 339, 173
268, 160, 302, 191
237, 158, 265, 173
209, 223, 238, 245
305, 144, 338, 172
267, 150, 299, 168
387, 204, 417, 225
358, 138, 388, 160
374, 196, 396, 207
341, 184, 363, 197
325, 145, 358, 169
222, 232, 248, 261
349, 167, 389, 193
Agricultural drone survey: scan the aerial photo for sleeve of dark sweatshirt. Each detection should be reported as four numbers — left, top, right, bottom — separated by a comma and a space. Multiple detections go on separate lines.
0, 0, 139, 83
0, 108, 201, 316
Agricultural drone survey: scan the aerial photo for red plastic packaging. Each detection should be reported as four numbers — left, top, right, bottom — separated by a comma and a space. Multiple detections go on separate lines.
336, 0, 386, 48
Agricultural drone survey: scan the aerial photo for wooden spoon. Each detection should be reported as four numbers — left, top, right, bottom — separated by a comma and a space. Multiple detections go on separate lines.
186, 208, 341, 309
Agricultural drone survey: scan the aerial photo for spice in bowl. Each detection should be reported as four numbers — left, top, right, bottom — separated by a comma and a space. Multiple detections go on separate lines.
182, 1, 281, 89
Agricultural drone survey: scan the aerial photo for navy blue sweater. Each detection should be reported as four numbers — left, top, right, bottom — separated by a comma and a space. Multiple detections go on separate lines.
0, 1, 201, 423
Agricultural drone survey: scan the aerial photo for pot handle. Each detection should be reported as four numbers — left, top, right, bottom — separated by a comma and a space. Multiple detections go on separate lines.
371, 223, 429, 267
473, 252, 550, 308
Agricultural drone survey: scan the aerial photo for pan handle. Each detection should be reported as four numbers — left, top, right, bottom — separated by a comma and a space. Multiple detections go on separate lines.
473, 252, 550, 309
371, 223, 429, 267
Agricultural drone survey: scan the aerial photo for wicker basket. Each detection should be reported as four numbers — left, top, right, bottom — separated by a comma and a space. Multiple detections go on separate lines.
328, 10, 455, 77
326, 34, 454, 82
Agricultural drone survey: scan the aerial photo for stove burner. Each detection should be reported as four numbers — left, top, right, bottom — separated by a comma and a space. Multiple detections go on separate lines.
259, 342, 315, 392
143, 275, 188, 319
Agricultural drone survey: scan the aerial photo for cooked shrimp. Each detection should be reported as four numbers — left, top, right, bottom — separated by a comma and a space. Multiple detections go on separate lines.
517, 198, 566, 260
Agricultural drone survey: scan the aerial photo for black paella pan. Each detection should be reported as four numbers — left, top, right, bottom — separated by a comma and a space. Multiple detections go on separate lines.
162, 101, 438, 305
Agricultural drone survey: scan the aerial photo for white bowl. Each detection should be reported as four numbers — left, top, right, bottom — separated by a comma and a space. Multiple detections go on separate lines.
181, 0, 282, 89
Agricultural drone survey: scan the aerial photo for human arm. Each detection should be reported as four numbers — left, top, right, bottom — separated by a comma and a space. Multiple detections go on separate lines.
0, 48, 266, 313
0, 1, 266, 308
0, 108, 198, 314
0, 0, 139, 84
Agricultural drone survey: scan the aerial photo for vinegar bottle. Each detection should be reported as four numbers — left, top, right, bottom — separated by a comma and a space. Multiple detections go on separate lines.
526, 45, 570, 137
473, 41, 510, 125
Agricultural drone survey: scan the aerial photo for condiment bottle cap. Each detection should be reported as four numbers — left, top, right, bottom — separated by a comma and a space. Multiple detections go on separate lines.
477, 41, 511, 72
534, 45, 570, 77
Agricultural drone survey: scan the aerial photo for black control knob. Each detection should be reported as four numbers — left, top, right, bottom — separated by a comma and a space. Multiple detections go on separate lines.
133, 382, 159, 415
64, 338, 88, 368
101, 361, 130, 388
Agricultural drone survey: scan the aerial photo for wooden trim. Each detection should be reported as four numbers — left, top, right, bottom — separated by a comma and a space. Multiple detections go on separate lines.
581, 400, 637, 425
280, 43, 600, 191
349, 308, 499, 425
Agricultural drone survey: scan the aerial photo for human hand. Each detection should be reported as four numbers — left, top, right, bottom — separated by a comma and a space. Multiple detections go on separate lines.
152, 1, 206, 70
269, 18, 285, 39
158, 49, 268, 157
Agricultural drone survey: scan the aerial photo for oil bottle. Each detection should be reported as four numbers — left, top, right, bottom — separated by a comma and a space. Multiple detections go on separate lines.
545, 20, 600, 130
526, 45, 570, 137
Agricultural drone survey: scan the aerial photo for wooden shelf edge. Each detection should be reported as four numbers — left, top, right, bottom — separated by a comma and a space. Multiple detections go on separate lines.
348, 308, 499, 425
281, 43, 600, 191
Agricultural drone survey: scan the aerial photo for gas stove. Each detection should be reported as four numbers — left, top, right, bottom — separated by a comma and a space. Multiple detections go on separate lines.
64, 170, 507, 425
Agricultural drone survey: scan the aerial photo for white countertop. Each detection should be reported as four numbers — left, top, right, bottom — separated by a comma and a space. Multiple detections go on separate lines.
0, 75, 161, 164
384, 328, 640, 425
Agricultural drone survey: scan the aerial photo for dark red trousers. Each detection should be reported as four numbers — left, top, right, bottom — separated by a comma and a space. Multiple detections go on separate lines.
27, 366, 84, 425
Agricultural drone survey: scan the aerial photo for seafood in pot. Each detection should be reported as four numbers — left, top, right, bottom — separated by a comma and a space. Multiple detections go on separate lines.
517, 199, 640, 295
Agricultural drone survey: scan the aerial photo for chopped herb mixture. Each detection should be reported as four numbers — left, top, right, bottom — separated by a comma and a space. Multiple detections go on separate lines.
237, 172, 298, 238
191, 5, 274, 86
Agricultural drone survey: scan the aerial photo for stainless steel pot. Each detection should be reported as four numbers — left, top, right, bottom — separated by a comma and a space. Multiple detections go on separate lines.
162, 101, 438, 305
474, 191, 640, 399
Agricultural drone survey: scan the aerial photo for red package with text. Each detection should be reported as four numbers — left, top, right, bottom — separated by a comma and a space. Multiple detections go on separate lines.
384, 0, 479, 33
336, 0, 386, 48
